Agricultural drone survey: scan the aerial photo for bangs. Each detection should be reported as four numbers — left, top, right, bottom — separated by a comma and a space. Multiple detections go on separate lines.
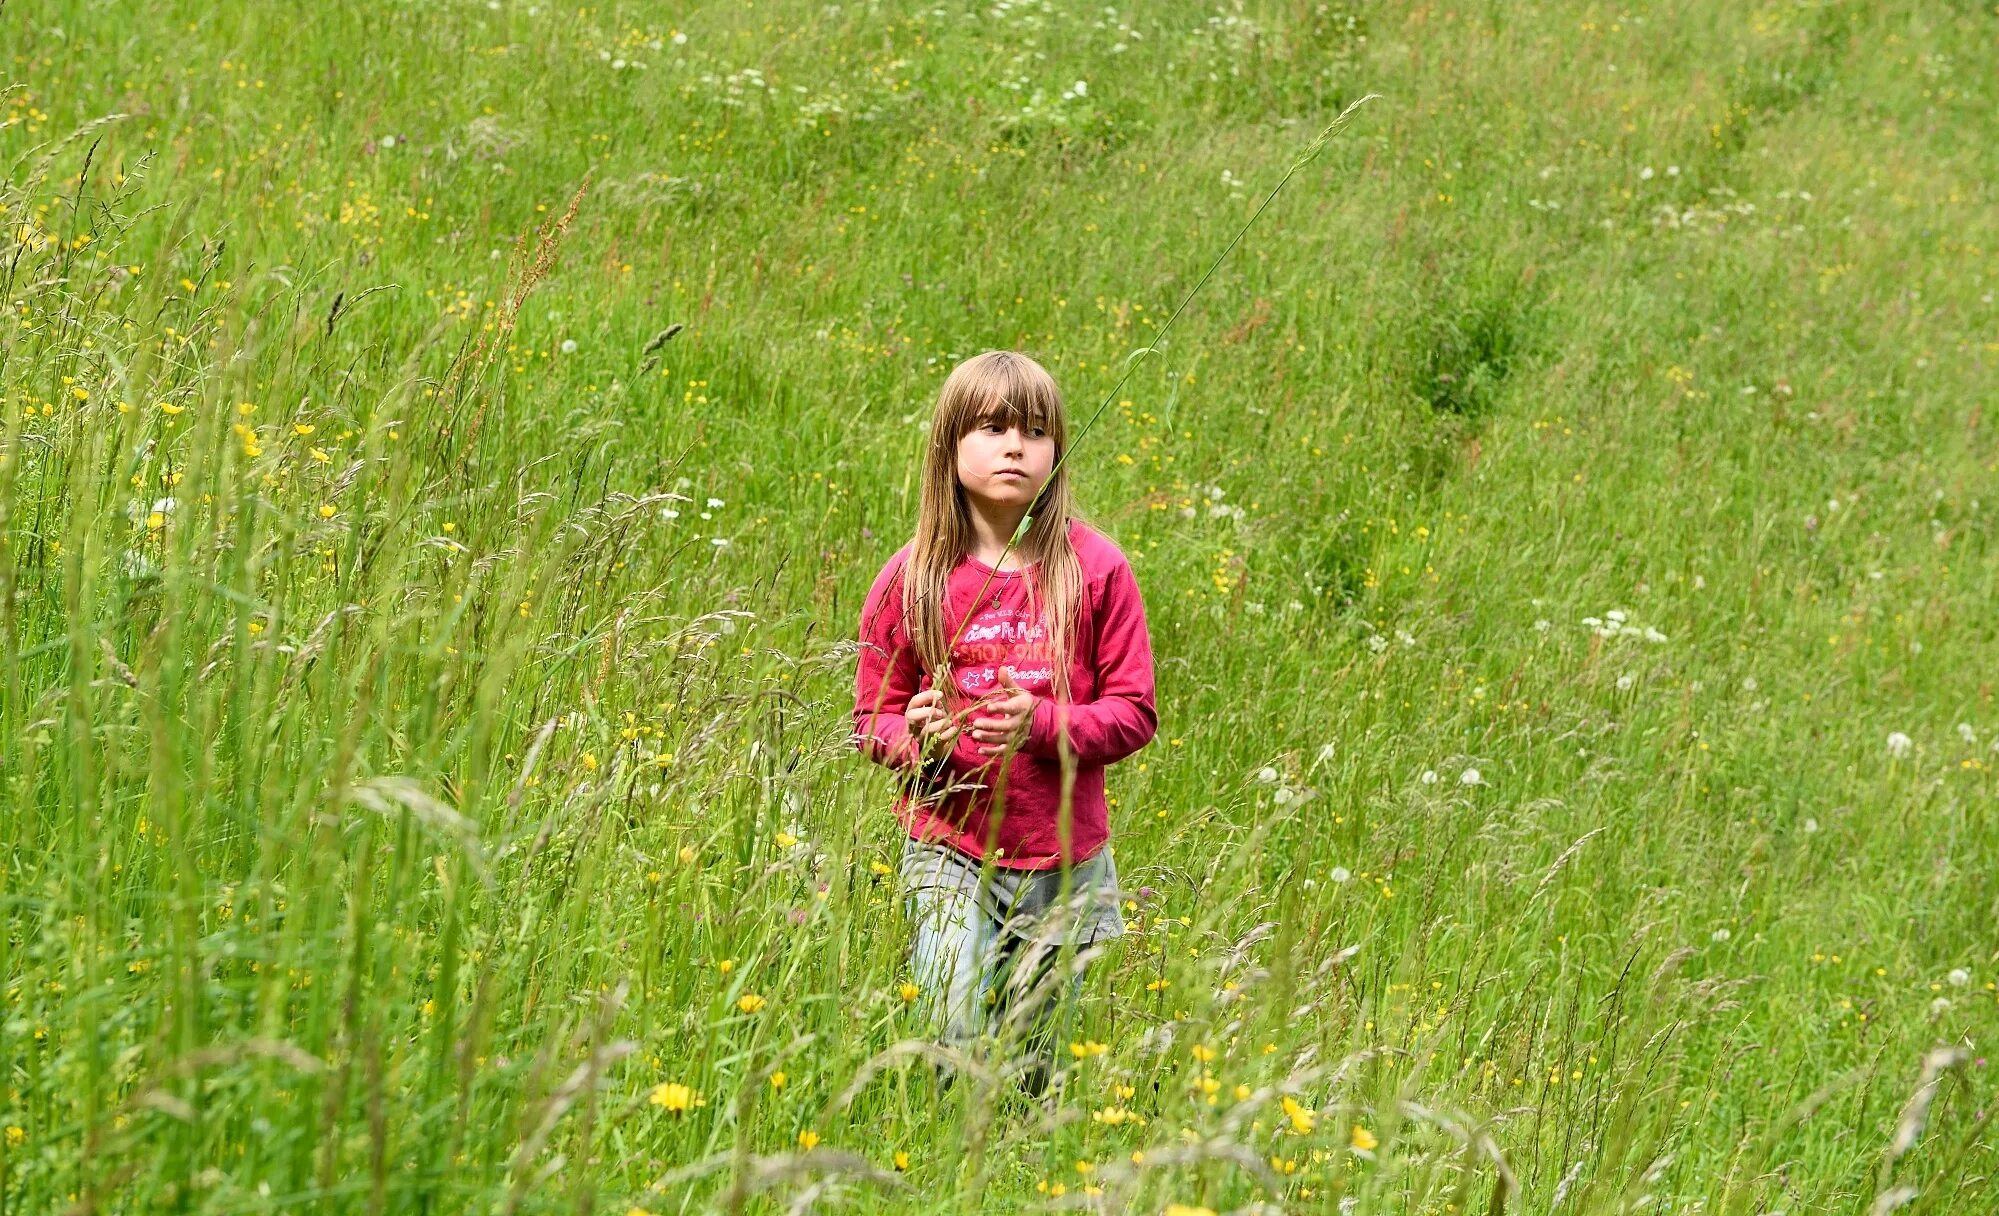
961, 390, 1054, 436
935, 350, 1068, 446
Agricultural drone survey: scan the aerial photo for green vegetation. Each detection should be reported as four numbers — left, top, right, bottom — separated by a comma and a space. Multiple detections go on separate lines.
3, 1, 1994, 1211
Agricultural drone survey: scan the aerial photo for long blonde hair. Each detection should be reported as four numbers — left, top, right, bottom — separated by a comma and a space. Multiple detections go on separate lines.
902, 350, 1085, 705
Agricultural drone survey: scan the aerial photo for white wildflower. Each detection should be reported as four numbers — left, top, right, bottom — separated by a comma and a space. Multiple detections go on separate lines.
560, 338, 578, 354
1956, 723, 1977, 745
1948, 968, 1970, 987
1616, 674, 1634, 691
1329, 866, 1351, 884
1420, 770, 1438, 784
1459, 767, 1481, 786
1711, 928, 1730, 942
1886, 731, 1913, 759
1256, 766, 1278, 783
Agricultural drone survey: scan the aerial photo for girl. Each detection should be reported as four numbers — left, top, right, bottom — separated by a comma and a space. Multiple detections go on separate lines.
853, 350, 1157, 1094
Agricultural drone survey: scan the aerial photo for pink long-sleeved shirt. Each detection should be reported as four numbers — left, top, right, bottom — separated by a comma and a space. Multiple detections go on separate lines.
853, 519, 1157, 869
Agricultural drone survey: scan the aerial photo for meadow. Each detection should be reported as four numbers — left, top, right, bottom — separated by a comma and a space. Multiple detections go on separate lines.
3, 0, 1995, 1212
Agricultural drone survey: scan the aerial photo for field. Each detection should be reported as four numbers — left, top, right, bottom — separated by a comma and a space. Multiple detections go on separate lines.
4, 1, 1996, 1212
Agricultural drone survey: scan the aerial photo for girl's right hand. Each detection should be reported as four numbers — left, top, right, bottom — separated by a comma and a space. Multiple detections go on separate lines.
906, 688, 962, 759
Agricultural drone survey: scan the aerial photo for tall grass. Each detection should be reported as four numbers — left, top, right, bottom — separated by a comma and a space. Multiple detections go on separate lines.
2, 1, 1994, 1212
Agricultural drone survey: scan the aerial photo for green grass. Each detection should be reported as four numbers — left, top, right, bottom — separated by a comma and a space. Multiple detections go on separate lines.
3, 0, 1995, 1211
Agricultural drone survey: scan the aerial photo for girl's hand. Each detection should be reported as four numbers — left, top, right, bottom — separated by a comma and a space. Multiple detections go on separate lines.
906, 687, 962, 760
968, 666, 1036, 757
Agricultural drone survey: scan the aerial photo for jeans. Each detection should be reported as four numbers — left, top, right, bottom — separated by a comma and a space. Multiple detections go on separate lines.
900, 837, 1123, 1086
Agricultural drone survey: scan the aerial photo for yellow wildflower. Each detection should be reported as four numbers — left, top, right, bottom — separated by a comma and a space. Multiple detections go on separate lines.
648, 1082, 702, 1113
1282, 1095, 1316, 1135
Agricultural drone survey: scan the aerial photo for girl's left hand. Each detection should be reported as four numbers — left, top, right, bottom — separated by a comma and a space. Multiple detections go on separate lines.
968, 666, 1036, 756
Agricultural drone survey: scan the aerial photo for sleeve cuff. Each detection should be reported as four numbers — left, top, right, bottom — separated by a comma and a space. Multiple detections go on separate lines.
1025, 697, 1062, 758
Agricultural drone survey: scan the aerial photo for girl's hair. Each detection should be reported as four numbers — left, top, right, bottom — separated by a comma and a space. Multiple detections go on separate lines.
902, 350, 1085, 705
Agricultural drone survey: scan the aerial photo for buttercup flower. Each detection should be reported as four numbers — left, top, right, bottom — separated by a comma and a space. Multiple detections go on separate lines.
648, 1082, 702, 1113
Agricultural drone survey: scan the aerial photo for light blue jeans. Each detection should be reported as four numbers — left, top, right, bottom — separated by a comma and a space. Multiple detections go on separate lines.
900, 837, 1124, 1080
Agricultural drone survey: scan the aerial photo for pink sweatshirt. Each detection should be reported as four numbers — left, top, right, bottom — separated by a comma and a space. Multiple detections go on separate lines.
853, 519, 1157, 869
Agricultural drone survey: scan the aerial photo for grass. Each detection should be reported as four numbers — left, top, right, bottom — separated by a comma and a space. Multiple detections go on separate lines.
2, 0, 1995, 1212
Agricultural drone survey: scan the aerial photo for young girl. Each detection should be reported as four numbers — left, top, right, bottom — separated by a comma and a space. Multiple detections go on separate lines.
853, 350, 1157, 1094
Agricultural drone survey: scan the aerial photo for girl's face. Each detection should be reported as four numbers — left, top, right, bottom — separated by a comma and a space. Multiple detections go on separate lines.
955, 413, 1056, 511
